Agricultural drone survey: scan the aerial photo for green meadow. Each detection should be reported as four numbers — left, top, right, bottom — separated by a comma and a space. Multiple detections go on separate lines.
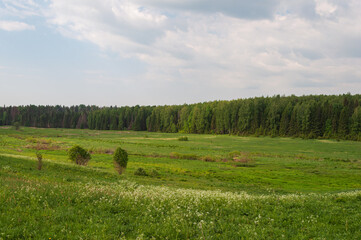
1, 127, 361, 239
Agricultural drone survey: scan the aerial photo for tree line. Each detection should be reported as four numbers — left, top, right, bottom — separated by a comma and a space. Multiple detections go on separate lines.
1, 94, 361, 140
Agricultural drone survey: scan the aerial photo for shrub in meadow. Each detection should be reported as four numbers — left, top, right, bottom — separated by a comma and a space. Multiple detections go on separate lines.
13, 122, 20, 130
149, 169, 160, 177
178, 136, 188, 141
36, 152, 42, 170
134, 168, 148, 176
68, 145, 91, 165
113, 147, 128, 174
201, 155, 216, 162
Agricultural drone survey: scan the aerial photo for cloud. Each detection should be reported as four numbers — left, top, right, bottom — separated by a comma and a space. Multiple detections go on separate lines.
315, 0, 337, 17
0, 0, 44, 18
2, 0, 361, 105
0, 20, 35, 31
46, 0, 168, 52
134, 0, 281, 20
43, 0, 361, 99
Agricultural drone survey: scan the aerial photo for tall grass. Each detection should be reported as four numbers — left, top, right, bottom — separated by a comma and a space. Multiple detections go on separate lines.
0, 127, 361, 238
1, 155, 360, 239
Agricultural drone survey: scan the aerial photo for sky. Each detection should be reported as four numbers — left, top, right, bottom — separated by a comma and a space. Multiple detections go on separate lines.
0, 0, 361, 107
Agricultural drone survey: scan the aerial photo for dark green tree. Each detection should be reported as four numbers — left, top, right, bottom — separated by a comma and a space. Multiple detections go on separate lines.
68, 145, 91, 165
113, 147, 128, 174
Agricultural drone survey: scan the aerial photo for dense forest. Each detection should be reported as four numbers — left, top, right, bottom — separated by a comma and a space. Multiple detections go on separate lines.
1, 94, 361, 140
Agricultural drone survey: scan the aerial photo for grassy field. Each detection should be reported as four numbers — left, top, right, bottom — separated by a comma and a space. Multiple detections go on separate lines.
1, 127, 361, 239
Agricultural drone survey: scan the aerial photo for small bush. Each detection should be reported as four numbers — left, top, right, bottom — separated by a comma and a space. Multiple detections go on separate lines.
13, 122, 20, 130
201, 155, 216, 162
149, 169, 160, 177
68, 145, 91, 165
36, 152, 43, 170
113, 147, 128, 175
228, 151, 240, 158
178, 136, 188, 141
232, 163, 256, 168
134, 168, 148, 176
307, 132, 317, 139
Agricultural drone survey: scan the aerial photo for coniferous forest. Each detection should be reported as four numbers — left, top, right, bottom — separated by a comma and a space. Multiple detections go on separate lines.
1, 94, 361, 140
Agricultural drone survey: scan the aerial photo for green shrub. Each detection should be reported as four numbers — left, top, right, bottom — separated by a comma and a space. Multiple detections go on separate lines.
113, 147, 128, 175
36, 152, 43, 170
201, 155, 216, 162
13, 122, 20, 130
68, 145, 91, 165
149, 169, 160, 177
228, 151, 240, 158
134, 168, 148, 176
178, 136, 188, 141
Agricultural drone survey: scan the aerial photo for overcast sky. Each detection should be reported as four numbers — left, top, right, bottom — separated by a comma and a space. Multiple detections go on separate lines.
1, 0, 361, 106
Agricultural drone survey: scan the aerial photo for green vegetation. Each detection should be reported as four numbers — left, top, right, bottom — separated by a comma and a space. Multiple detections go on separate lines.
134, 167, 148, 176
0, 127, 360, 239
113, 147, 128, 174
178, 136, 189, 141
0, 127, 360, 193
2, 94, 361, 140
36, 152, 43, 170
13, 121, 20, 130
68, 145, 91, 165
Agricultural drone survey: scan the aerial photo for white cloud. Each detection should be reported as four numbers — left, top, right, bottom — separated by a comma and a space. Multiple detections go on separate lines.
315, 0, 337, 17
0, 20, 35, 31
0, 0, 43, 18
46, 0, 168, 55
134, 0, 280, 19
43, 0, 361, 98
1, 0, 361, 105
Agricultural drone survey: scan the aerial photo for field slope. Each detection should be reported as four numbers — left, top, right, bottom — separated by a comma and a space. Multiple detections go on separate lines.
1, 127, 361, 239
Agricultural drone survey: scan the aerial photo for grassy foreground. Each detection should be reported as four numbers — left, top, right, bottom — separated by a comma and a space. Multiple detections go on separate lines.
0, 127, 361, 239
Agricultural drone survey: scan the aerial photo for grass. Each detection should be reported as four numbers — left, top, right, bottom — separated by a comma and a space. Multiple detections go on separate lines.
0, 127, 361, 239
1, 127, 360, 193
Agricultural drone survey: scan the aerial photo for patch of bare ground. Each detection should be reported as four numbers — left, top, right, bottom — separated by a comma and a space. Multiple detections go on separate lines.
89, 148, 114, 155
88, 133, 100, 136
23, 137, 65, 151
132, 153, 167, 158
128, 137, 177, 140
25, 143, 63, 151
317, 140, 337, 144
229, 151, 256, 167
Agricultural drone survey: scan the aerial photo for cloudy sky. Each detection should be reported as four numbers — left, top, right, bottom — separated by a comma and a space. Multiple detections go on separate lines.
1, 0, 361, 106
